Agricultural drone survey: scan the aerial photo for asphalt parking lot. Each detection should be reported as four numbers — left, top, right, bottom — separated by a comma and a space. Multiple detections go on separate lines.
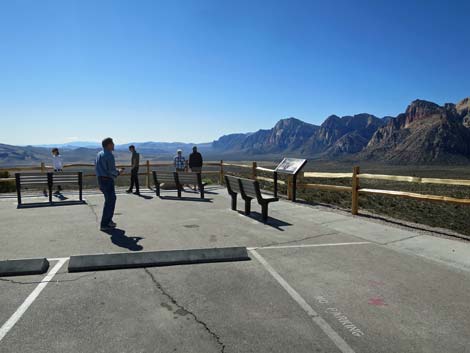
1, 186, 470, 353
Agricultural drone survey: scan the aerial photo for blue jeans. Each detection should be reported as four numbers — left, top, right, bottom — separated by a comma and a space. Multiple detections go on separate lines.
98, 178, 116, 227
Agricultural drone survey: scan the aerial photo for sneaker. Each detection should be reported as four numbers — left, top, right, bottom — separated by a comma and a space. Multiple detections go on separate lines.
126, 189, 132, 193
108, 221, 117, 228
133, 191, 140, 195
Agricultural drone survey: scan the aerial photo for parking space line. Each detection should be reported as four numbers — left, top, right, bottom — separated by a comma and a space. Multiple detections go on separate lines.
0, 258, 68, 343
47, 257, 71, 262
250, 249, 356, 353
249, 241, 370, 251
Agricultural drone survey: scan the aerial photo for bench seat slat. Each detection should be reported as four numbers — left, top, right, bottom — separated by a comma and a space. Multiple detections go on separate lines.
177, 176, 199, 183
156, 177, 175, 182
19, 177, 48, 179
19, 178, 48, 182
225, 176, 242, 193
239, 179, 257, 197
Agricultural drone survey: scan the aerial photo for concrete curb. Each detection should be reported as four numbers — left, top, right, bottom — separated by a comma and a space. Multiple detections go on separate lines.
0, 258, 50, 277
68, 246, 250, 272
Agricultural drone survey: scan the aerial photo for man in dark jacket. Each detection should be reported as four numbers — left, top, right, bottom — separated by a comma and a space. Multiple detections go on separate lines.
188, 146, 203, 190
126, 145, 140, 195
189, 146, 203, 172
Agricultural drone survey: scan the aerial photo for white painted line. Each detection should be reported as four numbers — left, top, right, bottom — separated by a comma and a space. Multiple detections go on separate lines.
47, 257, 70, 262
250, 249, 356, 353
249, 241, 370, 251
0, 258, 68, 342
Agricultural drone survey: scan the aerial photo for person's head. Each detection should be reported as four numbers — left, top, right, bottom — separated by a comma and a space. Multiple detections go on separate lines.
177, 149, 182, 155
192, 146, 197, 153
129, 145, 135, 152
51, 148, 59, 156
102, 137, 114, 151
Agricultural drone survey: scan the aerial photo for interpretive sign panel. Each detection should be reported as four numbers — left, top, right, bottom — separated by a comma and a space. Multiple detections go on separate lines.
274, 158, 307, 175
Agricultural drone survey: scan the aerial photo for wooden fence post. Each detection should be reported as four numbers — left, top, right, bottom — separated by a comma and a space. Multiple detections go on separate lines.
146, 160, 150, 188
40, 162, 45, 173
287, 175, 293, 200
219, 160, 224, 185
273, 171, 278, 198
252, 161, 257, 180
351, 166, 360, 215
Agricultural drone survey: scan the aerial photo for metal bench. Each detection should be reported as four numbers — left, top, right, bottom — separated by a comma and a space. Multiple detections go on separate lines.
152, 171, 177, 197
153, 171, 205, 199
174, 172, 206, 199
225, 176, 279, 222
15, 172, 83, 206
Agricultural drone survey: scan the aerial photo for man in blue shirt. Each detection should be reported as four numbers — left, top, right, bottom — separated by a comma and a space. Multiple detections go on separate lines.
95, 137, 124, 231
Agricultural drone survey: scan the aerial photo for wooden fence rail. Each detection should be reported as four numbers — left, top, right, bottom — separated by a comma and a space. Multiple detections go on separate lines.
0, 161, 225, 188
300, 166, 470, 215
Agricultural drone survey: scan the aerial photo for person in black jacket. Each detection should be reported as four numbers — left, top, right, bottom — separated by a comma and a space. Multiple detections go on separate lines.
189, 146, 203, 172
188, 146, 203, 190
126, 145, 140, 195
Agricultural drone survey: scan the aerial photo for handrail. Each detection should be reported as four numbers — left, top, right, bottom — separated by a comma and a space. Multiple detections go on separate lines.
299, 183, 352, 192
257, 176, 285, 185
222, 162, 251, 168
359, 173, 470, 186
0, 178, 15, 182
359, 188, 470, 205
256, 166, 276, 173
0, 161, 223, 171
304, 172, 353, 178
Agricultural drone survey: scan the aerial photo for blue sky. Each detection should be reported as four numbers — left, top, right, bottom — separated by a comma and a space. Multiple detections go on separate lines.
0, 0, 468, 145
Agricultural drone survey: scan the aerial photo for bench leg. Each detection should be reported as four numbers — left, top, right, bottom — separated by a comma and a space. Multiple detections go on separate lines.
200, 184, 204, 199
177, 185, 182, 198
261, 204, 268, 223
47, 173, 53, 203
15, 174, 21, 206
244, 199, 251, 215
156, 184, 160, 197
230, 194, 237, 210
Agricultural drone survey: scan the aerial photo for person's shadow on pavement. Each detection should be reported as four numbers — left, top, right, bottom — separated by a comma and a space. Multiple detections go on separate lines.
103, 228, 144, 251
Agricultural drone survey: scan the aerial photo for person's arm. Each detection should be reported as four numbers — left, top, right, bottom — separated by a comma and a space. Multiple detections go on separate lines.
199, 153, 203, 166
135, 153, 140, 169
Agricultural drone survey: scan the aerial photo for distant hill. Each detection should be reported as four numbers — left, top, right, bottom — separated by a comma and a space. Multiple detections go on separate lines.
0, 144, 51, 166
2, 97, 470, 166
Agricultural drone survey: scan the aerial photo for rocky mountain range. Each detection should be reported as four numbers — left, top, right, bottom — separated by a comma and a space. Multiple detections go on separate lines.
212, 97, 470, 164
1, 97, 469, 166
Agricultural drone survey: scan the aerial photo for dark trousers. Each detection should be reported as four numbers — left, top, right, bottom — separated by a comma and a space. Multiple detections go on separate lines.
98, 177, 116, 227
129, 168, 139, 192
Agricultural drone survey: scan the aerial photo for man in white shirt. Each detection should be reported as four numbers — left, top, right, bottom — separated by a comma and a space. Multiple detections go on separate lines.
50, 148, 63, 195
52, 148, 63, 172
